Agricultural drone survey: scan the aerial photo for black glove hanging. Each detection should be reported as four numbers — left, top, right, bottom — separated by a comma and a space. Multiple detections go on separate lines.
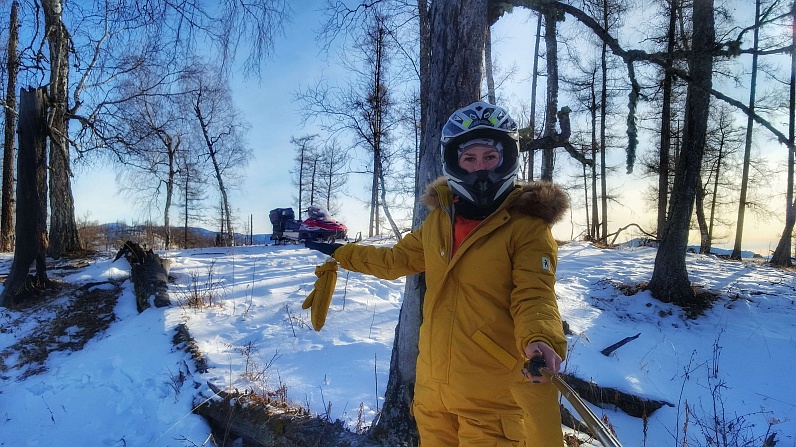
305, 240, 343, 256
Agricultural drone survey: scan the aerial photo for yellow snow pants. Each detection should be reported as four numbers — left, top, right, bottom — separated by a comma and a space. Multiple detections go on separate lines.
413, 379, 564, 447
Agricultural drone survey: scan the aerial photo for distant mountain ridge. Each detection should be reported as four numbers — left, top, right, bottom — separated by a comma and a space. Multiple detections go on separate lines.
88, 222, 272, 249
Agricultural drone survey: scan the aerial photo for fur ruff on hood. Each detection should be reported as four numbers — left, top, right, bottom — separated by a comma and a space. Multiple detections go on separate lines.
421, 177, 569, 226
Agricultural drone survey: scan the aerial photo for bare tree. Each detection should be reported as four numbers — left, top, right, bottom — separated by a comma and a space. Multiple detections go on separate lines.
181, 63, 251, 247
511, 0, 793, 306
3, 0, 289, 259
771, 0, 796, 266
731, 0, 764, 260
560, 0, 625, 242
290, 135, 320, 217
42, 0, 81, 258
656, 0, 681, 239
540, 8, 560, 181
297, 9, 405, 238
696, 103, 745, 253
521, 11, 543, 182
593, 0, 628, 242
485, 25, 496, 104
1, 0, 19, 252
648, 0, 715, 306
317, 138, 349, 216
110, 68, 191, 250
176, 151, 207, 249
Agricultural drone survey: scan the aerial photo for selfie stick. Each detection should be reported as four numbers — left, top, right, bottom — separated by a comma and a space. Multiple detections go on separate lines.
527, 358, 623, 447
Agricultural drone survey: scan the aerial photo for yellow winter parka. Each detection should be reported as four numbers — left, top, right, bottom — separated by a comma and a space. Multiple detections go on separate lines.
333, 177, 569, 444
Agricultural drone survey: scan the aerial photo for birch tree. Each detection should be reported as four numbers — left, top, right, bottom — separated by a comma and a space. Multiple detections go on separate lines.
290, 135, 319, 217
181, 64, 251, 247
297, 9, 404, 238
42, 0, 81, 258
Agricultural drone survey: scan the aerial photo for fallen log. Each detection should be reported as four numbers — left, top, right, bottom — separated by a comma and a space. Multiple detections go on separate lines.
195, 383, 379, 447
173, 323, 208, 374
113, 241, 171, 312
172, 323, 377, 446
561, 373, 673, 418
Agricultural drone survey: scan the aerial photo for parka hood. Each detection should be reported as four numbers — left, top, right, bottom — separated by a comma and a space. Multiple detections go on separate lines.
421, 176, 569, 226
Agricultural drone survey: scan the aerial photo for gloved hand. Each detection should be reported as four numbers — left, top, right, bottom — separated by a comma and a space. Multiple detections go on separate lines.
521, 340, 562, 384
301, 259, 338, 331
305, 240, 343, 256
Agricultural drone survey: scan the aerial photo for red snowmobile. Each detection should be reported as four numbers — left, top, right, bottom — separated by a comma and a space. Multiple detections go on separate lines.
269, 205, 347, 244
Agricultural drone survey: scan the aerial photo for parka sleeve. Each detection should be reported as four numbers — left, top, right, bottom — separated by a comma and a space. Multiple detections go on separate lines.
332, 227, 426, 280
509, 218, 567, 360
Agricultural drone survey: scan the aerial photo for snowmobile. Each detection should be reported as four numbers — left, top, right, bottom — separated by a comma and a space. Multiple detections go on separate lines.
269, 205, 348, 244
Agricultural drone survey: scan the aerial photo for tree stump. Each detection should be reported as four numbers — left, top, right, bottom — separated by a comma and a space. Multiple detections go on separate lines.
113, 241, 171, 312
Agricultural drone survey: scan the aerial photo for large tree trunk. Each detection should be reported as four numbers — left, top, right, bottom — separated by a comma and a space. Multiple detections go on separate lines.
1, 88, 50, 307
648, 0, 714, 307
771, 0, 796, 267
1, 1, 19, 253
731, 0, 762, 260
113, 241, 171, 312
43, 0, 81, 259
370, 0, 488, 443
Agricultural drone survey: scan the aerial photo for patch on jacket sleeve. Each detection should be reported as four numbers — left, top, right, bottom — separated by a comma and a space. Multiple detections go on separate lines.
541, 256, 551, 271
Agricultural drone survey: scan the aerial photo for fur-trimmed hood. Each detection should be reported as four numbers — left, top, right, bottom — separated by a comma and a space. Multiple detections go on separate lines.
421, 176, 569, 225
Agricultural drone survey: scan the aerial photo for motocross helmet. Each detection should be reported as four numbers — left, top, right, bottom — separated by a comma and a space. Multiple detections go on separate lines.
441, 101, 520, 208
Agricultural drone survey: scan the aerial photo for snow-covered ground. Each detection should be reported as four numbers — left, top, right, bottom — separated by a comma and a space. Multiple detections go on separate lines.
0, 240, 793, 446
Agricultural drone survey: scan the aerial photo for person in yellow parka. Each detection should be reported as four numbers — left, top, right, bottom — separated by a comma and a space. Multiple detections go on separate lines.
305, 101, 569, 446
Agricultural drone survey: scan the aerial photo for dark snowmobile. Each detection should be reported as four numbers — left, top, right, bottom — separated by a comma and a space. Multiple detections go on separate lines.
269, 206, 348, 244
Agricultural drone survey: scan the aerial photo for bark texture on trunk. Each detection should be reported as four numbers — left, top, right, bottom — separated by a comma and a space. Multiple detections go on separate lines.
43, 0, 81, 259
649, 0, 715, 306
1, 1, 19, 253
1, 88, 50, 307
770, 0, 796, 267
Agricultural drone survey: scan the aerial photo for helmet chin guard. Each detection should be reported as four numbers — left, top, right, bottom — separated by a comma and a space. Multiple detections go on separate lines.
440, 102, 520, 208
447, 169, 517, 207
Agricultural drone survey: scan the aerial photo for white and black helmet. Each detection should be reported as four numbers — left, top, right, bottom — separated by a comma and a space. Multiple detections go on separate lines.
441, 101, 520, 207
